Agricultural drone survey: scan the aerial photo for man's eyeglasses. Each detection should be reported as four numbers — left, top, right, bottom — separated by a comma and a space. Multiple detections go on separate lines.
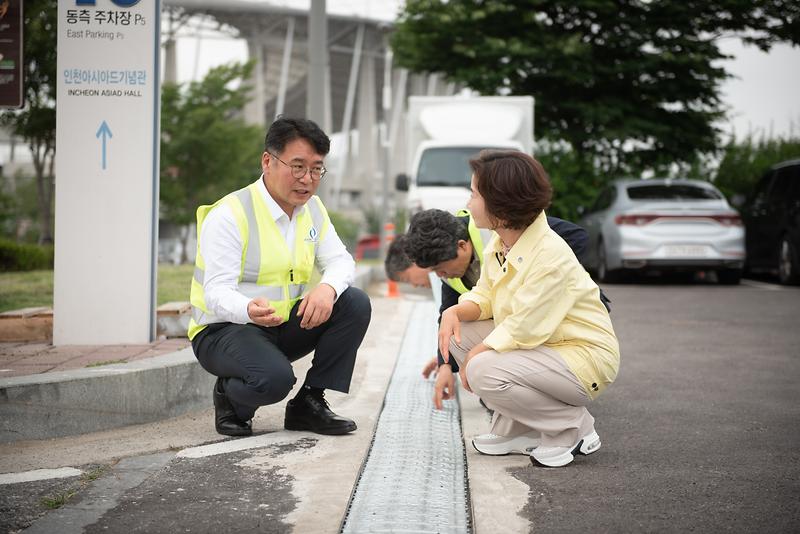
268, 152, 327, 180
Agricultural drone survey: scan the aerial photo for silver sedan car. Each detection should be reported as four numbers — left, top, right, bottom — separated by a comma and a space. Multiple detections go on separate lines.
578, 179, 745, 284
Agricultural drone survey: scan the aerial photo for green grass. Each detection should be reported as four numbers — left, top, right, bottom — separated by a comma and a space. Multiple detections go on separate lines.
0, 269, 54, 312
85, 359, 127, 368
156, 264, 194, 304
39, 466, 108, 511
80, 466, 107, 482
40, 490, 76, 509
0, 264, 195, 313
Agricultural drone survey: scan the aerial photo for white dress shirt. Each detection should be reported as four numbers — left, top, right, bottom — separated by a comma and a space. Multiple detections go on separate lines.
199, 177, 356, 325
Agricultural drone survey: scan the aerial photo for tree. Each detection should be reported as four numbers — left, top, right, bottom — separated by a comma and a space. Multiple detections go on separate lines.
713, 132, 800, 205
391, 0, 800, 179
0, 0, 57, 244
0, 171, 40, 241
534, 141, 600, 221
159, 62, 264, 263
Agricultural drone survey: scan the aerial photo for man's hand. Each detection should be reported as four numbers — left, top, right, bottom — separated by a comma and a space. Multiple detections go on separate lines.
297, 283, 336, 329
438, 308, 461, 362
248, 297, 284, 327
433, 364, 456, 410
421, 356, 439, 379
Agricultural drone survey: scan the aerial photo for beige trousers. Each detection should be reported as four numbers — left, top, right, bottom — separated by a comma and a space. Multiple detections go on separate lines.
449, 320, 595, 448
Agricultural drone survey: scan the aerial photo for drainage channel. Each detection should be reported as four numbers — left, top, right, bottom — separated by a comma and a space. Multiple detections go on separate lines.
341, 301, 472, 533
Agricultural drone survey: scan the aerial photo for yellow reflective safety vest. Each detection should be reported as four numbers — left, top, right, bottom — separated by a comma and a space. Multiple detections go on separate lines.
444, 209, 493, 295
188, 182, 330, 340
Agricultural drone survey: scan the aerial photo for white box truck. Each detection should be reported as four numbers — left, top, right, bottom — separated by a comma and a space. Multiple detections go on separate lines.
396, 95, 535, 217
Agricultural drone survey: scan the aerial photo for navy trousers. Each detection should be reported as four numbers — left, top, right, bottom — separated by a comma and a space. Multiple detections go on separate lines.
192, 287, 372, 420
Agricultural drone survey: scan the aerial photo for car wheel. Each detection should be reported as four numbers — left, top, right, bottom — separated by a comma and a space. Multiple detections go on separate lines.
596, 241, 619, 283
778, 236, 800, 285
716, 268, 742, 285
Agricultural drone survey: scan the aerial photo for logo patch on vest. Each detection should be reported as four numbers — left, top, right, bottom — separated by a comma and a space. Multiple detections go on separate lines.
306, 226, 319, 243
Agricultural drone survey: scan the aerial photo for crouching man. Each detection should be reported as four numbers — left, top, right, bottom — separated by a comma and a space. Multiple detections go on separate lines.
188, 117, 371, 437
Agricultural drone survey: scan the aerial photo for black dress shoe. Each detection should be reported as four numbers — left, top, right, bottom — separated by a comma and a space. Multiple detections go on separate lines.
213, 378, 252, 437
284, 390, 356, 435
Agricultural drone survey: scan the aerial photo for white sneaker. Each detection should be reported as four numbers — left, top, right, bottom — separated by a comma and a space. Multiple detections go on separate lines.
530, 430, 601, 467
472, 431, 541, 456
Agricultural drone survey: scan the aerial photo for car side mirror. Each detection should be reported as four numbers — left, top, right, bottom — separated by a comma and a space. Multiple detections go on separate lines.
395, 173, 410, 192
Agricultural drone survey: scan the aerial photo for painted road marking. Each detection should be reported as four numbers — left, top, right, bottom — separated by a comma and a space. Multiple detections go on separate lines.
177, 431, 316, 459
741, 279, 784, 291
0, 467, 83, 485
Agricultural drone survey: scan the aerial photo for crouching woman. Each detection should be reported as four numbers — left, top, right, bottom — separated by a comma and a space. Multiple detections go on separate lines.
439, 150, 620, 467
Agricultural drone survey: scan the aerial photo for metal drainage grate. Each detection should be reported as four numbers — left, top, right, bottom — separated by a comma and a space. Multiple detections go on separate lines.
341, 301, 472, 533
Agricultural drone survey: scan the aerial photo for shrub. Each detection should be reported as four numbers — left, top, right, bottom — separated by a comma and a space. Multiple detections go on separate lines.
536, 142, 604, 222
327, 211, 360, 253
362, 207, 382, 235
0, 239, 54, 271
714, 133, 800, 205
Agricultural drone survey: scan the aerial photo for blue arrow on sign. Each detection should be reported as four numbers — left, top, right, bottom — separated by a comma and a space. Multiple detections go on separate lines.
95, 121, 113, 170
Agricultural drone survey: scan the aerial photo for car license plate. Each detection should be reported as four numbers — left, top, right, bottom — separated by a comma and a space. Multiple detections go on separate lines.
663, 245, 711, 258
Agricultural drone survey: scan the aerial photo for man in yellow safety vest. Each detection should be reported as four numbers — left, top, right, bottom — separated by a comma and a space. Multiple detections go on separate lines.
189, 117, 371, 437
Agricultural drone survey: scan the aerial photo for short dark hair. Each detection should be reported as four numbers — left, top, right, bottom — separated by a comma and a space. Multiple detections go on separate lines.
469, 150, 552, 230
264, 116, 330, 156
385, 234, 413, 281
404, 209, 469, 268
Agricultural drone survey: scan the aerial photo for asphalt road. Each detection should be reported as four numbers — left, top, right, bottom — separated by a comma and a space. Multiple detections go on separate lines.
2, 278, 799, 533
510, 277, 800, 533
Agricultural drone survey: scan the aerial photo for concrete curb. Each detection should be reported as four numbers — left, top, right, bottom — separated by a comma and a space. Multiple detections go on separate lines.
0, 348, 214, 443
0, 264, 380, 443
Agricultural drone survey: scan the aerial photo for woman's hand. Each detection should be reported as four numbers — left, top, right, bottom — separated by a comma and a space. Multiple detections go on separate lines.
438, 307, 461, 362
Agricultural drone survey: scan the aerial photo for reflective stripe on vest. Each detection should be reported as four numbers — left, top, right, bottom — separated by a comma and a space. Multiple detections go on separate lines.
445, 209, 493, 295
188, 183, 330, 339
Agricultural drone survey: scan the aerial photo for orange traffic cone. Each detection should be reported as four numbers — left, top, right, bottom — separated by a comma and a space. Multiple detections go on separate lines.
387, 278, 400, 298
384, 221, 401, 298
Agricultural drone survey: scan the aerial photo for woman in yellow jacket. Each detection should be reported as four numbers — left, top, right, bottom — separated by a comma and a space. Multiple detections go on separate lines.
438, 150, 620, 467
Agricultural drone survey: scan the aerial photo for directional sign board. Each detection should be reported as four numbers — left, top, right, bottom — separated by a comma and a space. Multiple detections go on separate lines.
0, 0, 23, 108
54, 1, 161, 344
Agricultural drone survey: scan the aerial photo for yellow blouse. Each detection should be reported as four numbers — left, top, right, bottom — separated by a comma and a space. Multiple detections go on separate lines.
460, 211, 620, 399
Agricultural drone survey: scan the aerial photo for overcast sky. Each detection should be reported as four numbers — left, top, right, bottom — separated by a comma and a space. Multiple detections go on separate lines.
168, 1, 800, 141
716, 39, 800, 140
